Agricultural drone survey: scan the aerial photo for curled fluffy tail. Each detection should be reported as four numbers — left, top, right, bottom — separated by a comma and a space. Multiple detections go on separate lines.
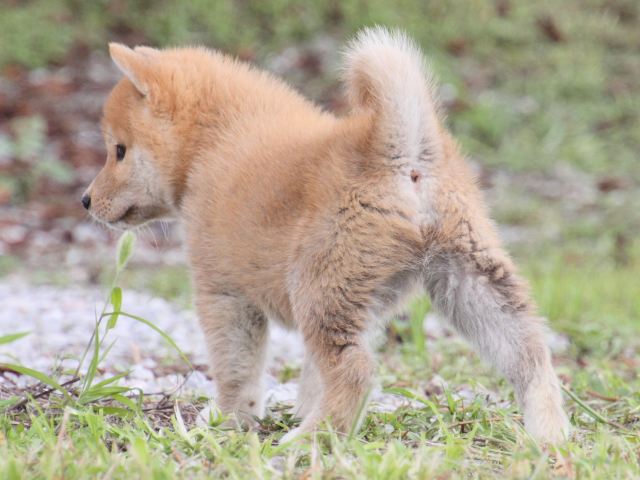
343, 27, 442, 167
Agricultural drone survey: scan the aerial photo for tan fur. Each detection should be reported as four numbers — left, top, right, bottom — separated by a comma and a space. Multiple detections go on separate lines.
85, 27, 568, 444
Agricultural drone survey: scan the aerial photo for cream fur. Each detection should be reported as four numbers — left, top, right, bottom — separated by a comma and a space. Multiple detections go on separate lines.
84, 27, 569, 445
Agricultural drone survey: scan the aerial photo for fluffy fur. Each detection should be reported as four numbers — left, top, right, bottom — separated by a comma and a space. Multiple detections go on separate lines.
84, 27, 569, 444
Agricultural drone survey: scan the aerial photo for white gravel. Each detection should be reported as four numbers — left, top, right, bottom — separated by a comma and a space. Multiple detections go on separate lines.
0, 281, 422, 412
0, 280, 569, 416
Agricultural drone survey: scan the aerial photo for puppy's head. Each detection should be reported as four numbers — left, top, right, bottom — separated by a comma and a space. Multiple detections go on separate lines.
83, 44, 180, 229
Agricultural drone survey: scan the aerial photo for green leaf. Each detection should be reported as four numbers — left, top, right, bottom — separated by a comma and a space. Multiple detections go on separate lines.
0, 398, 19, 409
562, 385, 630, 432
383, 387, 430, 406
111, 393, 140, 411
107, 287, 122, 329
98, 338, 118, 364
96, 406, 135, 418
79, 385, 134, 405
82, 320, 101, 395
444, 388, 457, 415
0, 363, 72, 401
90, 371, 130, 390
0, 331, 30, 345
116, 231, 136, 271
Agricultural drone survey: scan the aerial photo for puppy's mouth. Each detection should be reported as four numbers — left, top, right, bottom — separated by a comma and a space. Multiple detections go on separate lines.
108, 204, 167, 229
89, 202, 169, 230
93, 205, 146, 230
114, 205, 139, 224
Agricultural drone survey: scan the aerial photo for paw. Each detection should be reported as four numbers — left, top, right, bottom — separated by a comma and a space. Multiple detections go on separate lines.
280, 416, 317, 444
214, 392, 265, 430
523, 397, 570, 444
520, 370, 571, 444
202, 406, 260, 430
293, 396, 319, 420
223, 411, 261, 430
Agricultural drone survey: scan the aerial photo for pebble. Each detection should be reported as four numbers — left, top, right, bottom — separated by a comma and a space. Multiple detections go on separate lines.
0, 282, 422, 413
0, 281, 568, 416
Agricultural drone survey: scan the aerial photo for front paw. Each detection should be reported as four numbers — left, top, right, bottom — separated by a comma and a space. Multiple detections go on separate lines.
198, 402, 260, 430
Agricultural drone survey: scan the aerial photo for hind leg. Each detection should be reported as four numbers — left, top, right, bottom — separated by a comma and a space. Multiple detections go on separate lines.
424, 253, 569, 443
282, 302, 374, 442
282, 188, 424, 442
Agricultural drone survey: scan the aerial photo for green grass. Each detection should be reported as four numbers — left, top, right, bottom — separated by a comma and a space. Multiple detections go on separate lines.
2, 0, 638, 179
1, 235, 639, 479
2, 0, 639, 477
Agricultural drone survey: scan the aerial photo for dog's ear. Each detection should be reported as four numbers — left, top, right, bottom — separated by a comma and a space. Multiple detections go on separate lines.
134, 45, 161, 58
109, 43, 155, 97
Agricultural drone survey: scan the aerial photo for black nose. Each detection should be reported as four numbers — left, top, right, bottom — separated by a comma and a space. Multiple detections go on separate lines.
81, 194, 91, 210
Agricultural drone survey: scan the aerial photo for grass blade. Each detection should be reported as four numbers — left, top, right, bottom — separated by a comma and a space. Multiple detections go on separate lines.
101, 311, 192, 367
116, 231, 136, 271
107, 287, 122, 329
0, 363, 72, 401
384, 386, 430, 406
0, 332, 30, 345
90, 371, 131, 390
81, 319, 101, 396
562, 385, 632, 433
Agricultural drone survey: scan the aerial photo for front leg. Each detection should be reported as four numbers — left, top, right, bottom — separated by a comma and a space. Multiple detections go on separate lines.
195, 291, 269, 428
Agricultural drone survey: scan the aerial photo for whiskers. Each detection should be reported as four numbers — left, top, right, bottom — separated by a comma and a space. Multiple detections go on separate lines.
136, 221, 174, 250
87, 212, 110, 232
140, 223, 159, 249
159, 220, 170, 241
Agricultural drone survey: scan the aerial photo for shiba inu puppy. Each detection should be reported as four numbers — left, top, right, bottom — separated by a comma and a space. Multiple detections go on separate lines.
84, 27, 569, 444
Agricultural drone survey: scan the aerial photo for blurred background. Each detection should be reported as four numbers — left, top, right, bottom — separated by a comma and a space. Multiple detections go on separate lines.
0, 0, 638, 347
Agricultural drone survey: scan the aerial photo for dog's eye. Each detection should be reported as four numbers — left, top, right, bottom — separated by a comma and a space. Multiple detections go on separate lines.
116, 144, 126, 161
